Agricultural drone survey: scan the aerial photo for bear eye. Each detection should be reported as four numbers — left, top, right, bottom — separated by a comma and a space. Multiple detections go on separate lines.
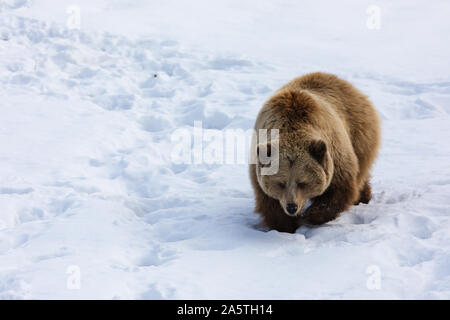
297, 182, 307, 188
278, 182, 286, 189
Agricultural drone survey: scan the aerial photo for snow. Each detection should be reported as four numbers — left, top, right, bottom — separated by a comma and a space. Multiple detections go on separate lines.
1, 0, 450, 299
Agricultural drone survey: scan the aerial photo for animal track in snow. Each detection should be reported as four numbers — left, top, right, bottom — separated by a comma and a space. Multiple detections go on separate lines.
373, 189, 422, 205
0, 186, 33, 195
137, 245, 177, 267
207, 57, 253, 70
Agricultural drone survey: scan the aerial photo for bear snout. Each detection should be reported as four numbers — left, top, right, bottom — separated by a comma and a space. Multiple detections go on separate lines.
286, 203, 298, 215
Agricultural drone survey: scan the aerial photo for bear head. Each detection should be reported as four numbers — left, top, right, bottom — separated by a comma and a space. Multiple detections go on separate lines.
255, 136, 334, 217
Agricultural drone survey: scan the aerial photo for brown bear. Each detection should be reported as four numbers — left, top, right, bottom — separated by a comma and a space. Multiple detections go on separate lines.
249, 72, 381, 233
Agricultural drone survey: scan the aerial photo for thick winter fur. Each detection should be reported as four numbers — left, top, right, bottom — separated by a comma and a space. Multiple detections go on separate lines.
249, 72, 381, 233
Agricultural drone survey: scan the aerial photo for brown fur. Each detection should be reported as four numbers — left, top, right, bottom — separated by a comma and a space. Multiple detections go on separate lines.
250, 72, 381, 232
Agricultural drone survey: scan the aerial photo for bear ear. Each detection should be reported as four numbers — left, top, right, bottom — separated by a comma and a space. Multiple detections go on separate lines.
309, 140, 327, 164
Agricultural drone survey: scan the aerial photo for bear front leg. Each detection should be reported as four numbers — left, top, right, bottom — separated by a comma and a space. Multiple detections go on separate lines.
354, 180, 372, 205
300, 180, 358, 226
250, 164, 299, 233
255, 190, 299, 233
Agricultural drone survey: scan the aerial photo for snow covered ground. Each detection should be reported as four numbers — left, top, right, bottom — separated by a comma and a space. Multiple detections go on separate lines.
1, 0, 450, 299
